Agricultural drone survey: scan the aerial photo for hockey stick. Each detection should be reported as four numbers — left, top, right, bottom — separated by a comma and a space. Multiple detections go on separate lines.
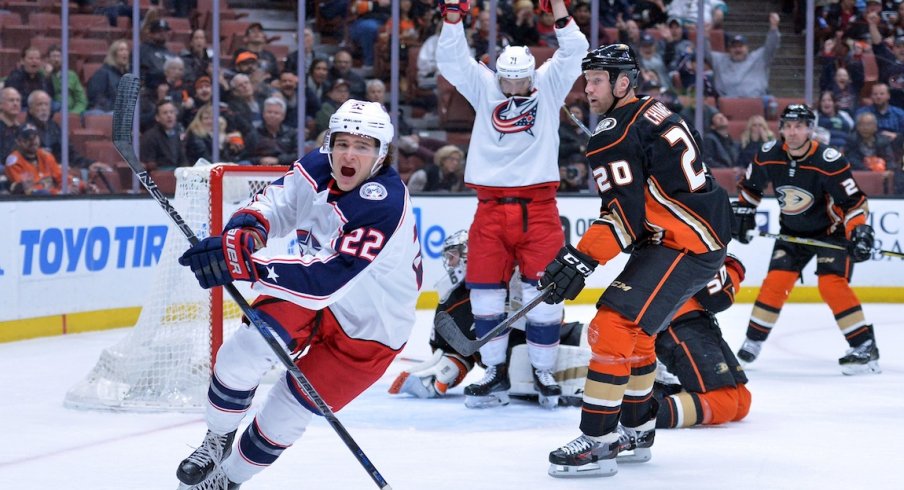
112, 74, 392, 490
434, 285, 554, 356
755, 231, 904, 259
562, 105, 592, 137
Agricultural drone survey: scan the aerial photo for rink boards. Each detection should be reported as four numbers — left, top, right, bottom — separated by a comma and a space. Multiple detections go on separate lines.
1, 195, 902, 341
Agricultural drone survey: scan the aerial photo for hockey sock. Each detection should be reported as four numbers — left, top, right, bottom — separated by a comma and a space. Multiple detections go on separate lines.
526, 321, 560, 371
818, 274, 870, 347
746, 270, 798, 342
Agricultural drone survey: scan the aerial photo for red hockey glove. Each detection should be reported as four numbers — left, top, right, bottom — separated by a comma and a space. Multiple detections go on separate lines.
439, 0, 470, 17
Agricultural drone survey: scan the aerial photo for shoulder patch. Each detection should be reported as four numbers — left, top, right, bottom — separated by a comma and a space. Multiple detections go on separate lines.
823, 147, 841, 162
761, 140, 777, 152
594, 117, 617, 134
359, 182, 388, 200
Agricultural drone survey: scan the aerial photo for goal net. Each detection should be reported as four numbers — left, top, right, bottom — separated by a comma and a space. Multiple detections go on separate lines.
64, 164, 290, 412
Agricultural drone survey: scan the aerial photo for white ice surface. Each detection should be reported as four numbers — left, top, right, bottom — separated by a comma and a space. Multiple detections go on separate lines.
1, 303, 903, 490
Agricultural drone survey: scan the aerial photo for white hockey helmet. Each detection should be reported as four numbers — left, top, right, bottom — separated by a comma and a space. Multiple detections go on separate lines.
495, 45, 535, 91
442, 229, 469, 271
324, 99, 394, 176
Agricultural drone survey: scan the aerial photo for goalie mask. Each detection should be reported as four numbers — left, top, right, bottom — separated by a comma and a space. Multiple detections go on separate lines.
496, 45, 535, 95
442, 230, 469, 271
323, 99, 394, 177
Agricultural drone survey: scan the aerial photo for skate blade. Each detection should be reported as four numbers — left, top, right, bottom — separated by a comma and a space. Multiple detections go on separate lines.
548, 459, 617, 478
617, 447, 652, 463
388, 372, 435, 398
538, 394, 559, 410
464, 392, 510, 409
841, 361, 881, 376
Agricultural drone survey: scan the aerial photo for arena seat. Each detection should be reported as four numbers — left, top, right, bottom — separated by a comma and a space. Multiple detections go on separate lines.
437, 75, 475, 131
150, 169, 177, 195
718, 97, 763, 122
710, 167, 742, 196
851, 170, 891, 196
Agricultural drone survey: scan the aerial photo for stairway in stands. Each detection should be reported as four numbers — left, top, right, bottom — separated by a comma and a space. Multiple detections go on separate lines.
721, 0, 812, 98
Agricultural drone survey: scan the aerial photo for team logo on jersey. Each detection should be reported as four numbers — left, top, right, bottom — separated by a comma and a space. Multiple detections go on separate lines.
491, 96, 538, 137
762, 140, 777, 152
360, 182, 388, 200
594, 117, 617, 134
775, 185, 815, 215
823, 147, 841, 162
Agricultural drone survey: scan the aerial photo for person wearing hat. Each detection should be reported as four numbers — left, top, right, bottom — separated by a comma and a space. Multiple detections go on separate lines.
661, 17, 693, 70
233, 22, 280, 82
314, 78, 351, 135
140, 18, 176, 84
182, 75, 214, 128
637, 32, 671, 90
867, 10, 904, 108
4, 124, 68, 195
707, 12, 780, 98
407, 144, 466, 192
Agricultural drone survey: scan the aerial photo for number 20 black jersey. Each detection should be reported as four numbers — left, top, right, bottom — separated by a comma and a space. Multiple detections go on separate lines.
583, 97, 732, 258
737, 140, 868, 237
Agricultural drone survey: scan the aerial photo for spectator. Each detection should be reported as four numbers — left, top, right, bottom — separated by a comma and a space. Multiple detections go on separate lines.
350, 0, 391, 70
417, 21, 442, 90
230, 50, 271, 101
275, 71, 300, 129
845, 111, 896, 171
305, 58, 330, 120
630, 1, 668, 28
661, 17, 693, 69
559, 154, 589, 192
506, 0, 540, 47
867, 12, 904, 108
328, 49, 367, 100
637, 33, 671, 91
138, 78, 174, 132
45, 45, 88, 114
470, 9, 513, 63
184, 104, 248, 165
558, 104, 589, 164
707, 13, 781, 98
616, 17, 643, 53
844, 0, 888, 41
703, 112, 740, 167
227, 73, 264, 139
4, 47, 55, 110
0, 87, 23, 165
856, 83, 904, 140
407, 144, 466, 192
234, 23, 280, 82
571, 0, 595, 39
162, 57, 189, 111
673, 48, 717, 96
250, 97, 298, 166
4, 125, 71, 195
315, 78, 351, 136
139, 100, 187, 170
180, 29, 212, 84
181, 75, 213, 128
736, 114, 775, 167
139, 19, 176, 87
26, 90, 112, 178
599, 0, 633, 28
816, 90, 855, 149
536, 9, 558, 48
668, 0, 727, 29
284, 27, 322, 77
87, 39, 131, 114
823, 65, 863, 113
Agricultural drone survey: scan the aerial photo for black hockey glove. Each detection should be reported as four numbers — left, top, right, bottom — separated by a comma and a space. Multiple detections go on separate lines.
538, 245, 598, 304
731, 201, 757, 244
847, 224, 875, 263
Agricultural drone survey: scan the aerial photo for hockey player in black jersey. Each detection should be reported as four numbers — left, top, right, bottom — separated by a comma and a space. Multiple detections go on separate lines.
732, 104, 879, 375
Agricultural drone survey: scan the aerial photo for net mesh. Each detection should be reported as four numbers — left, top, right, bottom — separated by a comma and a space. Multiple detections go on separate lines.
64, 165, 285, 412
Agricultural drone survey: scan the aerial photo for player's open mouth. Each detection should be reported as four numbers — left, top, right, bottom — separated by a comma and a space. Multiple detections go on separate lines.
341, 166, 356, 177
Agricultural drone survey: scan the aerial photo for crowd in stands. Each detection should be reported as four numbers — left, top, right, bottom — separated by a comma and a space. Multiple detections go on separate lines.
0, 0, 902, 197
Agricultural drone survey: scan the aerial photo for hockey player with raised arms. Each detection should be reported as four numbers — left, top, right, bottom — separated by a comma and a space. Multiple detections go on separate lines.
173, 99, 422, 489
436, 0, 589, 410
732, 104, 879, 375
539, 44, 732, 478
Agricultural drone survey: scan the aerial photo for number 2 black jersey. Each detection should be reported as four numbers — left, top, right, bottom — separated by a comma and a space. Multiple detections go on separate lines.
737, 140, 868, 237
577, 97, 732, 263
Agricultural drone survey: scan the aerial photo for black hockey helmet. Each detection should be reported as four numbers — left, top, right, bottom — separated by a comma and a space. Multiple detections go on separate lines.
582, 44, 640, 89
779, 104, 816, 127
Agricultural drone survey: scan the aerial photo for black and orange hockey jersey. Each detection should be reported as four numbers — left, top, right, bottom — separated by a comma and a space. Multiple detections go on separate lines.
576, 96, 733, 264
737, 140, 868, 238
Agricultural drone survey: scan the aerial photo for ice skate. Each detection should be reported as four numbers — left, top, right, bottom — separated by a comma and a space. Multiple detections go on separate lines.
615, 423, 655, 463
736, 338, 763, 365
176, 430, 235, 486
464, 363, 510, 408
177, 466, 241, 490
533, 367, 561, 409
839, 339, 881, 375
548, 434, 618, 478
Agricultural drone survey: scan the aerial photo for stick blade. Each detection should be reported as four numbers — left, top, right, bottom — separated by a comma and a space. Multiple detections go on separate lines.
434, 311, 478, 356
112, 73, 142, 171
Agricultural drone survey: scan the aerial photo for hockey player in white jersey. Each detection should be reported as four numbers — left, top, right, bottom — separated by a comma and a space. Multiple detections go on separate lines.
436, 0, 589, 410
173, 100, 422, 489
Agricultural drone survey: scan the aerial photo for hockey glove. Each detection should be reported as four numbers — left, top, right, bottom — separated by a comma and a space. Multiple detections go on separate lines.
179, 228, 261, 289
438, 0, 470, 17
731, 201, 757, 244
847, 224, 875, 263
539, 245, 598, 304
224, 210, 269, 249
